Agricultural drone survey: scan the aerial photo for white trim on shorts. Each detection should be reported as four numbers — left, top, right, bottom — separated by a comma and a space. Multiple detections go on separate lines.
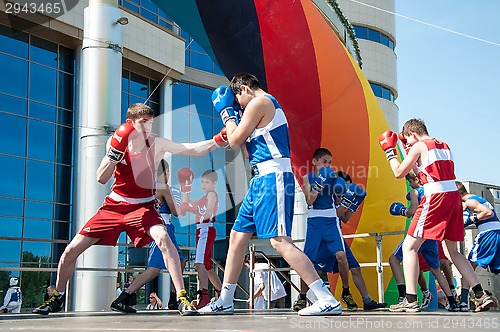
252, 158, 292, 177
108, 191, 155, 204
423, 180, 457, 195
276, 171, 287, 237
308, 208, 337, 219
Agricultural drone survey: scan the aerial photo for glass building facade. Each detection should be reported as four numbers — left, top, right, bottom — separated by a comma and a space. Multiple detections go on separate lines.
0, 25, 75, 307
0, 0, 232, 308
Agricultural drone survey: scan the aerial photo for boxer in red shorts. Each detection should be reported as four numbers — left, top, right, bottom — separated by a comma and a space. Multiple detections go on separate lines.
380, 118, 494, 312
178, 169, 222, 309
33, 103, 227, 316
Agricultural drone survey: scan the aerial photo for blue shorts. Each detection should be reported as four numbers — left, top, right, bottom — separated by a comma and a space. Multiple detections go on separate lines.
303, 216, 345, 263
233, 171, 295, 238
148, 223, 185, 269
468, 229, 500, 274
393, 238, 440, 269
314, 239, 360, 273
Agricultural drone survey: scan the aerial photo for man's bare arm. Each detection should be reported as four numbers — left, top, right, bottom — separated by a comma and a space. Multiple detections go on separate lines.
96, 138, 117, 184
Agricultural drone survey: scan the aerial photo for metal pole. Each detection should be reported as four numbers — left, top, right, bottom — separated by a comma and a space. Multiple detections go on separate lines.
249, 244, 255, 309
375, 234, 384, 302
266, 262, 271, 310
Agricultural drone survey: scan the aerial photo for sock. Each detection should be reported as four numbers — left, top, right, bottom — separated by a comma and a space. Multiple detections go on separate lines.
421, 289, 430, 296
218, 283, 237, 306
309, 279, 335, 302
460, 288, 470, 304
447, 295, 457, 305
362, 295, 372, 304
342, 286, 351, 297
471, 284, 484, 298
169, 291, 176, 302
201, 289, 209, 298
299, 293, 307, 300
406, 293, 417, 303
449, 284, 455, 293
397, 284, 406, 298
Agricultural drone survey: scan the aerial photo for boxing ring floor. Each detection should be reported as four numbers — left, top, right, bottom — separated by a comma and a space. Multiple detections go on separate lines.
1, 308, 499, 331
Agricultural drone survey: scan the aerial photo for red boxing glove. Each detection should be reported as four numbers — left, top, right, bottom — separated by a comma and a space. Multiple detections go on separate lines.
107, 122, 135, 162
213, 127, 228, 147
379, 130, 398, 160
398, 132, 410, 155
177, 167, 194, 193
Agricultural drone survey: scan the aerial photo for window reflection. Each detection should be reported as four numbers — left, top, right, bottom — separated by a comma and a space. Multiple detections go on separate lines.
0, 28, 74, 277
190, 52, 213, 72
0, 112, 26, 156
130, 72, 149, 99
0, 240, 21, 263
0, 54, 28, 97
30, 63, 57, 105
23, 241, 51, 258
24, 219, 53, 239
28, 119, 55, 162
353, 25, 395, 51
0, 218, 22, 237
0, 25, 29, 58
0, 198, 24, 217
29, 102, 56, 123
172, 111, 189, 142
26, 160, 54, 202
190, 114, 212, 142
0, 93, 27, 116
172, 83, 189, 111
30, 36, 58, 68
0, 156, 25, 198
58, 72, 74, 110
191, 85, 212, 117
25, 201, 53, 220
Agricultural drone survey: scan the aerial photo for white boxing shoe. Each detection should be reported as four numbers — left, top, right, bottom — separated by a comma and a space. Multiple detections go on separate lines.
298, 299, 342, 316
197, 300, 234, 315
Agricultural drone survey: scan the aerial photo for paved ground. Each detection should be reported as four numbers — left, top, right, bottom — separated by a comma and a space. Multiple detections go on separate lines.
0, 309, 499, 331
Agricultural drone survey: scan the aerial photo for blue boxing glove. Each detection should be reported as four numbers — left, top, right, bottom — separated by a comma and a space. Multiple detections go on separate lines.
463, 210, 478, 227
389, 202, 408, 217
212, 86, 237, 125
340, 183, 367, 212
311, 167, 336, 193
332, 177, 347, 197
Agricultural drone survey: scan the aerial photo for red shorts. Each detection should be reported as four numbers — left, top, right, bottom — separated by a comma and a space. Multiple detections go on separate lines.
408, 190, 463, 241
419, 254, 431, 272
438, 241, 448, 260
419, 243, 448, 272
195, 224, 216, 270
79, 196, 163, 247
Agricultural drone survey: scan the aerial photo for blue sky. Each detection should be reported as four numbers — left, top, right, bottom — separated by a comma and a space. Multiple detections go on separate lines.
395, 1, 500, 185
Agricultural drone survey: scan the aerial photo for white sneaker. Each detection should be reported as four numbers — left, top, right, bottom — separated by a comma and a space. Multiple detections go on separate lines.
298, 299, 342, 316
197, 300, 234, 315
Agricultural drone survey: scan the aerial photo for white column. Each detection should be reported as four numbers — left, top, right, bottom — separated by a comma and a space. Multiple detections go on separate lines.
72, 0, 124, 311
291, 182, 315, 301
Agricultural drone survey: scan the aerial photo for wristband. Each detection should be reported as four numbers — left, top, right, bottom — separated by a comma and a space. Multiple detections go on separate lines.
220, 108, 236, 125
385, 148, 397, 160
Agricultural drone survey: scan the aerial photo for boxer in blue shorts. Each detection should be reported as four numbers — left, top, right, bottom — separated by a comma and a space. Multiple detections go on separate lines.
298, 148, 355, 310
456, 181, 499, 312
389, 171, 458, 311
199, 73, 341, 316
295, 170, 387, 311
111, 159, 186, 312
